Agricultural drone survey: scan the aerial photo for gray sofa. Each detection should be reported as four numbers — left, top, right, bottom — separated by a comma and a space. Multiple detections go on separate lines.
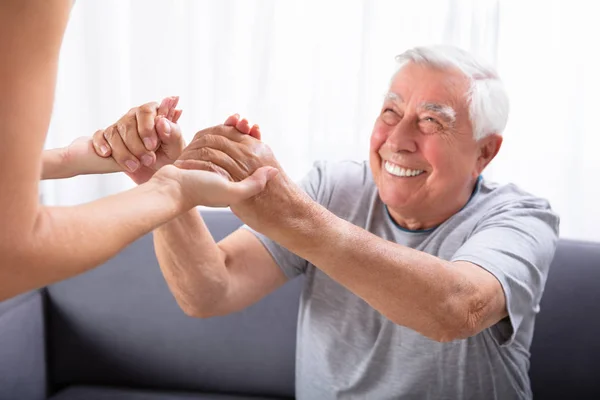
1, 210, 599, 399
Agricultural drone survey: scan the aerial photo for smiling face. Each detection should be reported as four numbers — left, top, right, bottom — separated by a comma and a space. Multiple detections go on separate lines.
369, 62, 502, 230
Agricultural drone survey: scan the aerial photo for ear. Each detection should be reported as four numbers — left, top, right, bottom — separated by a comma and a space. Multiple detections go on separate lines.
475, 134, 502, 175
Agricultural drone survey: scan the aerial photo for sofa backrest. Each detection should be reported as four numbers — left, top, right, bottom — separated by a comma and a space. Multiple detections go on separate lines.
46, 210, 300, 398
46, 210, 600, 398
529, 239, 600, 399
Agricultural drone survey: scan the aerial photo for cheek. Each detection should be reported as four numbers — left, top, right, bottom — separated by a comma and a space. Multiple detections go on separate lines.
422, 139, 475, 178
421, 139, 457, 174
369, 127, 386, 179
370, 125, 387, 153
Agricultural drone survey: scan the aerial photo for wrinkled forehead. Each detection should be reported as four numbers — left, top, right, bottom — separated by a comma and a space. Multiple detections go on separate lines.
389, 62, 470, 110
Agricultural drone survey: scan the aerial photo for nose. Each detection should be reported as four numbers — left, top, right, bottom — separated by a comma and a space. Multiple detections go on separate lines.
386, 116, 418, 153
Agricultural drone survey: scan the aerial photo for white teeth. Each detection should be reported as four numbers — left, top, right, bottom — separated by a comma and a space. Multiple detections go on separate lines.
384, 161, 424, 177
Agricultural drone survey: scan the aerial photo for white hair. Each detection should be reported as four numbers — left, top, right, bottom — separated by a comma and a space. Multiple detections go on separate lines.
393, 45, 509, 140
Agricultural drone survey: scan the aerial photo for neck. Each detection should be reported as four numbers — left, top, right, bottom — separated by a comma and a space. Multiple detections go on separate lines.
387, 176, 480, 231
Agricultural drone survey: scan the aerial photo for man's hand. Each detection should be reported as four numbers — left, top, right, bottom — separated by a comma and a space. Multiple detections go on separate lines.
91, 96, 184, 184
174, 116, 278, 182
174, 115, 306, 232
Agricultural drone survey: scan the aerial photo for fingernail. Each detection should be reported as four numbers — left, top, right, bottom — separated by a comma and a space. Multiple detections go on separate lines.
143, 138, 154, 150
100, 145, 109, 155
141, 154, 153, 166
125, 160, 139, 172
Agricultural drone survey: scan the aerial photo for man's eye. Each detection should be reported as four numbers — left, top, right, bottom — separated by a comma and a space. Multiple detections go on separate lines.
423, 117, 438, 123
381, 109, 400, 125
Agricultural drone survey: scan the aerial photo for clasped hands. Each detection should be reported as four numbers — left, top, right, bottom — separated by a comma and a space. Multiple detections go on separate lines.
76, 96, 299, 230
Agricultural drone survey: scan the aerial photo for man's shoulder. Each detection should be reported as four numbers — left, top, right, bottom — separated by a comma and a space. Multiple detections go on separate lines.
477, 178, 555, 211
471, 178, 559, 232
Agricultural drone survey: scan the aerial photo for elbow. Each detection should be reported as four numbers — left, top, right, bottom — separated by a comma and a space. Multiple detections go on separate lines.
398, 292, 486, 344
432, 294, 487, 343
0, 248, 35, 302
180, 305, 216, 319
171, 283, 231, 320
178, 298, 227, 319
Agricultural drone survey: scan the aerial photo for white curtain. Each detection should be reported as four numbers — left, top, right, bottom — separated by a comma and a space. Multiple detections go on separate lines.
43, 0, 599, 241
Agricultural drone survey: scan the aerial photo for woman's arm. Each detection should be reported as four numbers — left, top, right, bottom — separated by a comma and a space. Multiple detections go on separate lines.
0, 0, 185, 299
0, 0, 274, 301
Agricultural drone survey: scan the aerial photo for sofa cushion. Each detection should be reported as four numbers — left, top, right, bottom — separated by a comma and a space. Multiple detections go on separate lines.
49, 386, 288, 400
529, 239, 600, 399
0, 290, 47, 400
46, 210, 300, 399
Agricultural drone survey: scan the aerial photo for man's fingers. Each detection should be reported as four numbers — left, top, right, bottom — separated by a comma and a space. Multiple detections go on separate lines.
172, 109, 183, 123
157, 97, 170, 118
91, 129, 111, 157
157, 96, 179, 119
166, 96, 180, 121
181, 134, 250, 170
136, 102, 160, 151
235, 118, 251, 134
192, 124, 251, 144
249, 124, 261, 140
174, 159, 233, 181
224, 115, 260, 138
224, 113, 240, 126
175, 145, 246, 180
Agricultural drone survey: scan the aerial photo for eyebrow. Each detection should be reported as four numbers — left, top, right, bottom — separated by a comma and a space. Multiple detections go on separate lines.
384, 93, 457, 125
384, 92, 403, 104
418, 102, 456, 124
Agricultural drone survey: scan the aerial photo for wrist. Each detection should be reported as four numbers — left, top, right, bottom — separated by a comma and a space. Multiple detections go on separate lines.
259, 178, 332, 239
148, 165, 189, 215
271, 197, 338, 260
41, 147, 74, 180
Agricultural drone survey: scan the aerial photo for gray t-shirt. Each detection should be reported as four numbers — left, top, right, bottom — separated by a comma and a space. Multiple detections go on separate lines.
245, 160, 559, 400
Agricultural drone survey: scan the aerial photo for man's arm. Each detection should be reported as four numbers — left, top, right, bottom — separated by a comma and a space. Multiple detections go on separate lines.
259, 197, 507, 342
151, 116, 286, 317
87, 112, 285, 317
173, 125, 508, 342
153, 211, 287, 317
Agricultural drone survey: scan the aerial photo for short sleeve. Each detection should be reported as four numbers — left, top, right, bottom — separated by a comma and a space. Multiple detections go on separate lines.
241, 161, 328, 279
451, 198, 560, 346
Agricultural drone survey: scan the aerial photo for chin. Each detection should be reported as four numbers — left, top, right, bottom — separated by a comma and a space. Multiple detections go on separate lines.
377, 185, 413, 209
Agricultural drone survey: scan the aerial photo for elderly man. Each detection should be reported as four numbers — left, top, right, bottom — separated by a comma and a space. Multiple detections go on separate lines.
94, 45, 559, 399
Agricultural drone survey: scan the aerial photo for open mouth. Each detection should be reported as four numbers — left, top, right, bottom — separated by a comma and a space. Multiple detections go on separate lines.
383, 160, 425, 177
